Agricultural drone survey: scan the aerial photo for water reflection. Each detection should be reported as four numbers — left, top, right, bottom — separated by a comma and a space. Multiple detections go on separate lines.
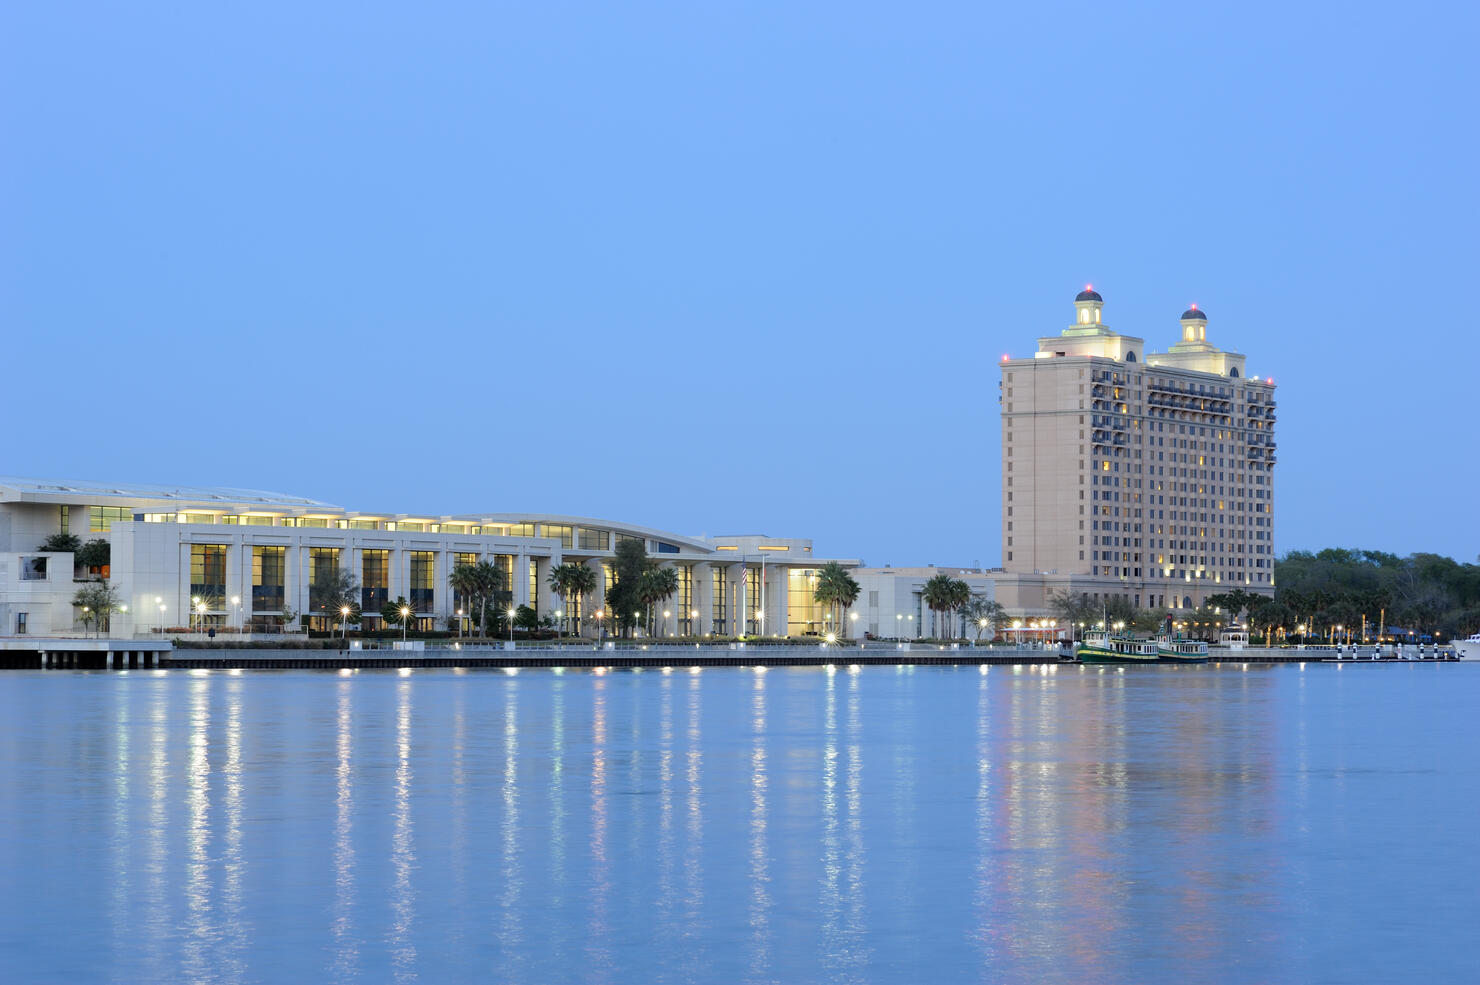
747, 671, 771, 983
390, 680, 416, 982
681, 671, 706, 979
332, 681, 358, 981
4, 664, 1361, 985
499, 680, 524, 972
586, 675, 611, 982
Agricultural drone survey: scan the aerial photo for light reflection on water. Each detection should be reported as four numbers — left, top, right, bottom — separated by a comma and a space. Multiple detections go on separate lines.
2, 665, 1479, 984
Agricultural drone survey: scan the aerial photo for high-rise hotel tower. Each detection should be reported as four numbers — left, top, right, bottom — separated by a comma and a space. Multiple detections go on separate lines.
991, 288, 1277, 618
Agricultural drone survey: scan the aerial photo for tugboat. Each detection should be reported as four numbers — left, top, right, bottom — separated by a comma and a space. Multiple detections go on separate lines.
1077, 628, 1160, 665
1157, 616, 1209, 663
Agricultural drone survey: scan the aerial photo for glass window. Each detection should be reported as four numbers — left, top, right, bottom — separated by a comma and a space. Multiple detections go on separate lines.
252, 546, 286, 612
410, 551, 435, 613
192, 544, 228, 603
58, 506, 69, 535
362, 550, 389, 611
577, 528, 609, 551
89, 506, 131, 532
545, 524, 574, 549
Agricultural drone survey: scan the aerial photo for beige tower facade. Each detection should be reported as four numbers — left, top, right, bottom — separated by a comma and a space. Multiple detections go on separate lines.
992, 288, 1276, 619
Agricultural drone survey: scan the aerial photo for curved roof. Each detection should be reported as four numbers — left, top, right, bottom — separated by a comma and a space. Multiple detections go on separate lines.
1075, 288, 1103, 303
1180, 307, 1207, 321
0, 476, 336, 508
454, 512, 717, 553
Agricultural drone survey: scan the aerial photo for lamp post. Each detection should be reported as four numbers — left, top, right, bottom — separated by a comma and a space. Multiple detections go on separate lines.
663, 610, 671, 638
594, 609, 604, 648
191, 596, 201, 633
508, 607, 516, 644
896, 613, 903, 640
158, 601, 166, 635
401, 605, 410, 643
197, 601, 207, 633
850, 611, 858, 640
82, 605, 91, 639
341, 606, 350, 640
231, 596, 241, 633
690, 609, 699, 638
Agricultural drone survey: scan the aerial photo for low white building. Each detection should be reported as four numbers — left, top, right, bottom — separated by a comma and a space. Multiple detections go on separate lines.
848, 566, 996, 640
0, 476, 859, 639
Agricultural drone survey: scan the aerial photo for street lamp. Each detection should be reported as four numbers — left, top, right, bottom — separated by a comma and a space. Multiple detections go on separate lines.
508, 607, 517, 644
341, 605, 350, 639
231, 595, 241, 632
82, 605, 91, 639
896, 613, 903, 640
850, 611, 858, 640
191, 596, 201, 633
663, 610, 671, 638
595, 609, 605, 647
196, 601, 207, 633
401, 605, 411, 642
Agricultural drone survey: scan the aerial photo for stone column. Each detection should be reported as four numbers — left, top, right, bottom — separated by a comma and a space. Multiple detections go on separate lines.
692, 562, 712, 636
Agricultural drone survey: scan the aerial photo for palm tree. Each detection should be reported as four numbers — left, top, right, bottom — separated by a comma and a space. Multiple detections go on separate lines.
812, 562, 861, 638
567, 564, 597, 637
547, 562, 593, 636
638, 566, 680, 637
449, 563, 481, 638
472, 561, 506, 638
922, 574, 969, 639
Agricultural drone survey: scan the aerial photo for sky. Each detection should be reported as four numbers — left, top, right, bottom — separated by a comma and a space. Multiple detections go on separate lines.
4, 1, 1477, 567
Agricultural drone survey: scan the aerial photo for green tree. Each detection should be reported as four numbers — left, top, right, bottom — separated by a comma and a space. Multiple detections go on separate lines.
449, 563, 481, 638
309, 564, 359, 625
922, 574, 970, 639
547, 562, 598, 636
381, 596, 413, 630
606, 539, 654, 638
38, 533, 81, 554
961, 595, 1006, 641
638, 566, 680, 637
72, 581, 122, 637
812, 562, 861, 638
77, 538, 111, 574
567, 563, 598, 637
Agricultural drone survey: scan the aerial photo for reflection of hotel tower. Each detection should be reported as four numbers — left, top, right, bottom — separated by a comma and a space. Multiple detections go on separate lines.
992, 288, 1277, 618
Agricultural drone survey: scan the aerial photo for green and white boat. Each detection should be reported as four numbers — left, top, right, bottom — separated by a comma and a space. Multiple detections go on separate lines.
1157, 636, 1209, 664
1076, 632, 1160, 665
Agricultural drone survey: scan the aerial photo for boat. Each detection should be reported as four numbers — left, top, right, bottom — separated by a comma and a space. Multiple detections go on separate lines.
1077, 631, 1160, 665
1452, 633, 1480, 661
1157, 636, 1209, 663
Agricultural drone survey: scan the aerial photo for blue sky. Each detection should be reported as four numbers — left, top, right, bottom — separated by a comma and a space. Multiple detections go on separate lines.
5, 1, 1477, 565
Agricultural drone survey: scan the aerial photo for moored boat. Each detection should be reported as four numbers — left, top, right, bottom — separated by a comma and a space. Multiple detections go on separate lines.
1452, 633, 1480, 661
1077, 632, 1160, 665
1157, 636, 1209, 663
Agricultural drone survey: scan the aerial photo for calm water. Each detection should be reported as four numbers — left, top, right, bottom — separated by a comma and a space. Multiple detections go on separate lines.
2, 663, 1476, 984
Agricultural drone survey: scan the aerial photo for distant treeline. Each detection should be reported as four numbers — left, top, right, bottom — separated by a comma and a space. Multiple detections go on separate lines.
1270, 548, 1480, 639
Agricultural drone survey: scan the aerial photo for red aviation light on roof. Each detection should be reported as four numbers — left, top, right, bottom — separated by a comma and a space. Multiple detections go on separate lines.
1001, 353, 1010, 362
